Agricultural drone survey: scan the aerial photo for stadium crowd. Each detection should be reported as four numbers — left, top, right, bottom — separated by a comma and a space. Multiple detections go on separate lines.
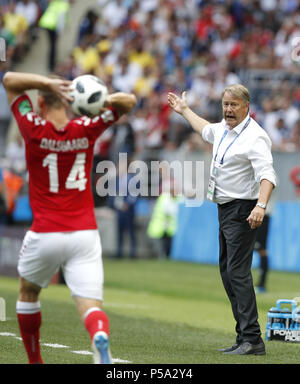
1, 1, 300, 160
0, 0, 300, 222
53, 0, 300, 157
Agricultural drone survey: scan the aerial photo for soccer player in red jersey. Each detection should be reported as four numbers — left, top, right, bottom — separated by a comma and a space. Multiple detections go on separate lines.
3, 71, 137, 364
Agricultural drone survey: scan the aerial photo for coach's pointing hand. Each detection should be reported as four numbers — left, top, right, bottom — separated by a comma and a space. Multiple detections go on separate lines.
168, 91, 188, 115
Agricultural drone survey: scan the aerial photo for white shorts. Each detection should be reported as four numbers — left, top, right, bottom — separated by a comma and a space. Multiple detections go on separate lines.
18, 230, 104, 301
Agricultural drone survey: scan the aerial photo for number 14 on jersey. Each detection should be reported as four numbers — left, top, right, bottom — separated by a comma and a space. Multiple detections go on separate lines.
43, 152, 87, 193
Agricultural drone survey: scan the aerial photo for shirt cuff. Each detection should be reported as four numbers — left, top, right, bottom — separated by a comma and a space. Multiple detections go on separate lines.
260, 174, 277, 188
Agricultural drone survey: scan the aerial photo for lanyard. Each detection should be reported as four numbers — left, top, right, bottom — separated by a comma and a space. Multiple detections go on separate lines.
214, 117, 251, 165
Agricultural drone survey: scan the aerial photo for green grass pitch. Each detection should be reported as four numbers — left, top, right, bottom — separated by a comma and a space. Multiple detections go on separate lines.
0, 259, 300, 364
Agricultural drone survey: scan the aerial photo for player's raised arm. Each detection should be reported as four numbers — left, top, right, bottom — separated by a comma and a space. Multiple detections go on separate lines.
168, 91, 211, 135
105, 92, 137, 116
3, 71, 73, 106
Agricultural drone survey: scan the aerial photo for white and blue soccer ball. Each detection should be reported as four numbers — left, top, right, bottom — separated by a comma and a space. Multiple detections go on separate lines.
70, 75, 108, 117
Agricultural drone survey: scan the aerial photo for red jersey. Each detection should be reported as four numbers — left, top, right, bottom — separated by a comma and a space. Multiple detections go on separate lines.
11, 94, 119, 232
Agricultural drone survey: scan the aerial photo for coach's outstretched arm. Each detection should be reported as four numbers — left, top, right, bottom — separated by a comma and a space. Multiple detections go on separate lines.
168, 91, 210, 135
105, 92, 137, 116
3, 71, 73, 105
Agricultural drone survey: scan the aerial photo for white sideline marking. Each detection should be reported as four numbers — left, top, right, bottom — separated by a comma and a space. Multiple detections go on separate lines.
0, 332, 132, 363
43, 343, 69, 349
71, 350, 92, 355
113, 358, 132, 364
0, 332, 16, 337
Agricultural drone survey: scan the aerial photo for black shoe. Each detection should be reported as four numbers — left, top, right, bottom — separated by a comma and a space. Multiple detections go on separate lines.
218, 343, 240, 353
223, 341, 266, 355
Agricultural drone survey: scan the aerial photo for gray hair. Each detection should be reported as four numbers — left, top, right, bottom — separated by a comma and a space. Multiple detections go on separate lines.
222, 84, 250, 105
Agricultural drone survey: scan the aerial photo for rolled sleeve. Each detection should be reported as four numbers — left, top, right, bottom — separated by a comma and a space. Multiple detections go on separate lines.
202, 123, 216, 144
249, 135, 277, 188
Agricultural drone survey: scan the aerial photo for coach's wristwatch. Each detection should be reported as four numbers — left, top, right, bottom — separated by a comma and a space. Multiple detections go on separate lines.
256, 202, 267, 209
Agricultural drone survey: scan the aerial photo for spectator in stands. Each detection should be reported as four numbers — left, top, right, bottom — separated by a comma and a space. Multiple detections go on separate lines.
95, 39, 115, 80
283, 119, 300, 152
112, 55, 140, 94
134, 64, 157, 99
130, 107, 148, 154
54, 53, 80, 80
50, 0, 300, 158
15, 0, 39, 40
128, 36, 155, 71
0, 11, 16, 64
261, 94, 300, 151
72, 34, 99, 75
109, 115, 136, 164
271, 116, 292, 151
278, 96, 300, 133
100, 0, 128, 30
76, 8, 98, 45
110, 158, 137, 259
3, 0, 29, 60
5, 134, 26, 176
0, 77, 11, 155
147, 181, 180, 259
291, 120, 300, 151
38, 0, 70, 71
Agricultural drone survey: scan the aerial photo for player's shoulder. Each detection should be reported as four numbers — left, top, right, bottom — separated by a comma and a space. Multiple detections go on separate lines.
70, 108, 117, 128
11, 95, 47, 126
11, 94, 44, 125
11, 93, 33, 117
24, 111, 47, 127
71, 116, 101, 127
202, 120, 223, 140
248, 117, 272, 147
250, 117, 270, 138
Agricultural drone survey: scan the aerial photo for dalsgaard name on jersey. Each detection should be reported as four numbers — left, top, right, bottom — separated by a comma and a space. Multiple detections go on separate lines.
27, 111, 115, 153
40, 137, 89, 152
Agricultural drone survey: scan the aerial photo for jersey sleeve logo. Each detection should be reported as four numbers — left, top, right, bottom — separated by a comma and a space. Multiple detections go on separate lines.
101, 110, 115, 123
18, 99, 33, 116
26, 112, 46, 126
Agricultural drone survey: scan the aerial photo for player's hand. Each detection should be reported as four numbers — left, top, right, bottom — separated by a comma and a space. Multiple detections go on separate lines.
47, 78, 74, 106
104, 94, 112, 107
168, 91, 188, 115
247, 206, 265, 229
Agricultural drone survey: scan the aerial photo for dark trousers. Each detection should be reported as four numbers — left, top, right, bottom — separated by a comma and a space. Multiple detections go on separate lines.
218, 199, 262, 345
46, 29, 57, 72
117, 210, 136, 259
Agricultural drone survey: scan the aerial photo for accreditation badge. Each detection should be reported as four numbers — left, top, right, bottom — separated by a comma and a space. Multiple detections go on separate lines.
207, 162, 220, 201
207, 177, 216, 201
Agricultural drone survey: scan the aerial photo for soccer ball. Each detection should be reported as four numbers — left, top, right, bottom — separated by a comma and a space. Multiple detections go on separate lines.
70, 75, 108, 117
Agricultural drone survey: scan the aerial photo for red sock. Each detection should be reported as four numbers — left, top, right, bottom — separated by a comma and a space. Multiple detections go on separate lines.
84, 307, 109, 341
16, 301, 43, 364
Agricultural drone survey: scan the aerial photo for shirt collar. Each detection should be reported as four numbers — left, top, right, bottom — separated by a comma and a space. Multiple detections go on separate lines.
232, 114, 251, 134
222, 114, 250, 134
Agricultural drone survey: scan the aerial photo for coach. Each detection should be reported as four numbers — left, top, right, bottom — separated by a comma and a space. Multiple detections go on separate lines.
168, 84, 276, 356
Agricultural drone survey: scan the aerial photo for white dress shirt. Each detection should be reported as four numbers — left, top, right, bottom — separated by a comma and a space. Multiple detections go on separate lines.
202, 114, 277, 204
